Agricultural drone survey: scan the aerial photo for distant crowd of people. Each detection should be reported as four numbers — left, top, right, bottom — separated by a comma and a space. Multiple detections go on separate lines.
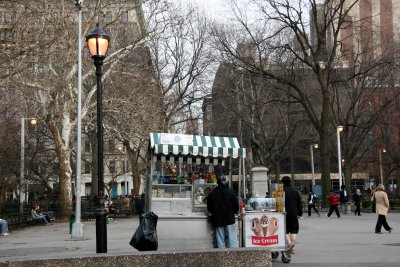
90, 192, 145, 221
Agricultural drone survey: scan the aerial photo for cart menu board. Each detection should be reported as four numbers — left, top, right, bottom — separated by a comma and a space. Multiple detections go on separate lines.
244, 212, 286, 248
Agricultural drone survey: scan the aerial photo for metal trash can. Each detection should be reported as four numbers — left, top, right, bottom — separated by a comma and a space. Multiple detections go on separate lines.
69, 213, 75, 234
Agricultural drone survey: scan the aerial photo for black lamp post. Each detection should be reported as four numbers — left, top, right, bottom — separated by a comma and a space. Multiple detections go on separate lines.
86, 23, 110, 254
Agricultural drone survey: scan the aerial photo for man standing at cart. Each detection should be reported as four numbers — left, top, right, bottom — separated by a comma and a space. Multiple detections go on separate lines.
282, 176, 302, 254
207, 176, 239, 248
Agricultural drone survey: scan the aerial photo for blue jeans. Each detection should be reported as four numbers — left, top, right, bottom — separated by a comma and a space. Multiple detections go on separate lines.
0, 220, 8, 234
33, 215, 50, 225
215, 223, 238, 248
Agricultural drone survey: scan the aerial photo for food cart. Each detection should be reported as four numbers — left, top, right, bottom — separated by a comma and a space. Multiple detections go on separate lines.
242, 184, 292, 263
146, 132, 247, 250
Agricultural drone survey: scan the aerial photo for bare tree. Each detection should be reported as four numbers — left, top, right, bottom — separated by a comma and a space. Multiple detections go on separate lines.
5, 0, 151, 217
147, 2, 215, 132
210, 0, 400, 198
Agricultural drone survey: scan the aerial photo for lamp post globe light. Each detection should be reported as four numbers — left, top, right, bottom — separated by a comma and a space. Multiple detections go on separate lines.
86, 24, 110, 254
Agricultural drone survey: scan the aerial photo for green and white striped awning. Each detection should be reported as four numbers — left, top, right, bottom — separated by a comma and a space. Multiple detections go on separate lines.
149, 133, 246, 158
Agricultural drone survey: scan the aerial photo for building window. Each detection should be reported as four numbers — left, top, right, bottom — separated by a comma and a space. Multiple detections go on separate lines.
109, 160, 115, 174
84, 161, 91, 174
108, 139, 115, 151
85, 140, 91, 152
121, 11, 129, 22
121, 160, 126, 173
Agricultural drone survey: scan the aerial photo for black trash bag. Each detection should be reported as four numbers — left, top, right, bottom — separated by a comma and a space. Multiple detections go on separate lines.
130, 212, 158, 251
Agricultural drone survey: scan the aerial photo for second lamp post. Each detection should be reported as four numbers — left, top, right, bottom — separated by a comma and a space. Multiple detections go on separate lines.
86, 23, 110, 254
310, 143, 318, 192
337, 126, 344, 189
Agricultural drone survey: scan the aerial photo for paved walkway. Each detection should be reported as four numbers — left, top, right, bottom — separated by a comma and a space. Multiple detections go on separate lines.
274, 211, 400, 267
0, 212, 399, 266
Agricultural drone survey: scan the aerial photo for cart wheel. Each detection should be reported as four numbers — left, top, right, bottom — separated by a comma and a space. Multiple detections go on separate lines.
281, 252, 291, 263
271, 252, 279, 259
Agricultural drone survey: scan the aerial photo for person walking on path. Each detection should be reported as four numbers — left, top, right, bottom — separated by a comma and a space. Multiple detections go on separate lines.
352, 189, 362, 216
372, 184, 393, 234
207, 176, 239, 248
307, 191, 320, 217
339, 185, 348, 214
327, 190, 341, 218
282, 176, 302, 254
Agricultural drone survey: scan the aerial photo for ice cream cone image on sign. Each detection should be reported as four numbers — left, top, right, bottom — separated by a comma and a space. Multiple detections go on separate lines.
250, 218, 262, 236
260, 215, 269, 237
268, 217, 279, 235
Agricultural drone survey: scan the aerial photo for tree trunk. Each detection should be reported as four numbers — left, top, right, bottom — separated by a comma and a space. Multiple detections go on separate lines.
344, 165, 353, 196
89, 130, 98, 197
46, 117, 73, 219
129, 147, 142, 196
57, 150, 72, 219
319, 90, 331, 204
274, 161, 280, 184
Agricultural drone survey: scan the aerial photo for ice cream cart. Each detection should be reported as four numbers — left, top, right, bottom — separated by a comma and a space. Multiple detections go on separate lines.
243, 185, 292, 263
146, 132, 247, 250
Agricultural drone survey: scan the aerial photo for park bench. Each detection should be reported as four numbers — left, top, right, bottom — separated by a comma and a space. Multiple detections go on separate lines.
3, 213, 45, 232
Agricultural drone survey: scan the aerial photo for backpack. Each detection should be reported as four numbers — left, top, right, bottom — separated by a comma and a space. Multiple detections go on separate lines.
312, 195, 318, 204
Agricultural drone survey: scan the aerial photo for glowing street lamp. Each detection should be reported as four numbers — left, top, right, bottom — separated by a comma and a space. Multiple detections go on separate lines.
86, 23, 110, 254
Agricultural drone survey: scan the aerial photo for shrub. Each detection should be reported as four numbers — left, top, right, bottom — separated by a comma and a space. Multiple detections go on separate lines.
362, 198, 371, 209
390, 198, 400, 207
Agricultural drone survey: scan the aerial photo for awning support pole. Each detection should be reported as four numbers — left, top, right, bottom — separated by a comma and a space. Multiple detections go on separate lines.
238, 157, 242, 200
243, 157, 246, 200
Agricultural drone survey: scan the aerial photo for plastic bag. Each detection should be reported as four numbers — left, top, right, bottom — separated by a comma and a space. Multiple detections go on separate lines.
129, 212, 158, 251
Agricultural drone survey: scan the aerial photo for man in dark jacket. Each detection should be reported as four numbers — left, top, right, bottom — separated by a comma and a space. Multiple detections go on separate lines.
207, 176, 239, 248
282, 176, 303, 254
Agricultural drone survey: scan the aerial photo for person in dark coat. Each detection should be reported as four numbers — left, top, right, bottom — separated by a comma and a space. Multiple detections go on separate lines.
352, 189, 362, 216
207, 176, 239, 248
307, 191, 320, 216
282, 176, 303, 254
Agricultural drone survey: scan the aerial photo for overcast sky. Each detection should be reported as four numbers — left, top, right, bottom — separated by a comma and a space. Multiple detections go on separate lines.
181, 0, 231, 19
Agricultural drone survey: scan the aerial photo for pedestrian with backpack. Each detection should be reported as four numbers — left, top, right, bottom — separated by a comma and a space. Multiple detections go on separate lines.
307, 191, 320, 216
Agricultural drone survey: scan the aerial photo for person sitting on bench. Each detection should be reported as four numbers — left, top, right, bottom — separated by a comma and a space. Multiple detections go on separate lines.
0, 218, 10, 236
31, 204, 51, 225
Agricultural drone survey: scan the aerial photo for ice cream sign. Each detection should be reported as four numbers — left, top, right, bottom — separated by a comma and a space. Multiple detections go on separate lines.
244, 213, 286, 248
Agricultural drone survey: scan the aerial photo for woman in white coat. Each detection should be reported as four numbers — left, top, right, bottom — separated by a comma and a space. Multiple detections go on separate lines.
372, 184, 393, 234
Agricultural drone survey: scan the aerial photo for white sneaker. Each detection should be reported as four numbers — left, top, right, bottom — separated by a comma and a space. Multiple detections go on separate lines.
2, 233, 9, 236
